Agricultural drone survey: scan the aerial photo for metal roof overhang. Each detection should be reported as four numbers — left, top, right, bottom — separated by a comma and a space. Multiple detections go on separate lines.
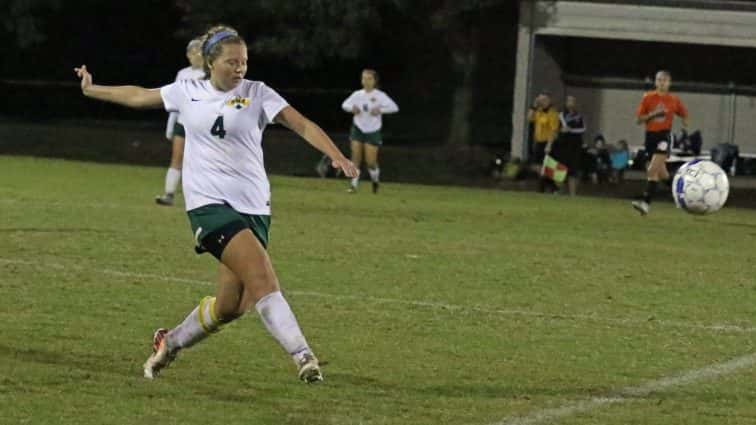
531, 1, 756, 48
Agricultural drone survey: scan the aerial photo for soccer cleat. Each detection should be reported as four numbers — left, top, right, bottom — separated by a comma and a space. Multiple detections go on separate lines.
296, 352, 323, 384
346, 185, 357, 194
155, 194, 174, 206
372, 181, 379, 194
143, 328, 178, 379
631, 200, 650, 216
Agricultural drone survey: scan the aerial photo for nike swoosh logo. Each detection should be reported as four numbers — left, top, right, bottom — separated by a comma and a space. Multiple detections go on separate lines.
191, 98, 201, 102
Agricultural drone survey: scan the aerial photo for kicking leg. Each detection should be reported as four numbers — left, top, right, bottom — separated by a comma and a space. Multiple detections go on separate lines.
144, 255, 245, 379
221, 229, 322, 383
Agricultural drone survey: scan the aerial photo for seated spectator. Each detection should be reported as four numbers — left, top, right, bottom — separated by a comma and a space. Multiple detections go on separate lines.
610, 139, 630, 183
596, 138, 612, 183
582, 134, 611, 184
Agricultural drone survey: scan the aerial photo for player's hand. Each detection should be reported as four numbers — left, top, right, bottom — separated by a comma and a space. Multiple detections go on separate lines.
331, 156, 359, 178
370, 107, 381, 116
74, 65, 92, 92
351, 105, 361, 115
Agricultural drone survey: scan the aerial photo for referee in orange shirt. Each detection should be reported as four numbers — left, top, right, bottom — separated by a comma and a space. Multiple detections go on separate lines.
632, 70, 688, 215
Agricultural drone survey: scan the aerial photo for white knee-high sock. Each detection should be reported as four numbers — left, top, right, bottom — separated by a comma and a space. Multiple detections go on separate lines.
350, 176, 360, 188
368, 167, 380, 183
255, 291, 311, 357
166, 296, 220, 350
165, 168, 181, 195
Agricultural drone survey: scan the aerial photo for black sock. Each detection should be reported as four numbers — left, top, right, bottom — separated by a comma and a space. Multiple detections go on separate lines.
643, 181, 658, 204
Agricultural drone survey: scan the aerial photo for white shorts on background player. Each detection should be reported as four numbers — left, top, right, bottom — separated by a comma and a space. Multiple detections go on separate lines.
160, 79, 288, 215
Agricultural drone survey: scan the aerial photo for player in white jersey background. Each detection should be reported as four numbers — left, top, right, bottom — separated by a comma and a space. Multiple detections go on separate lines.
341, 69, 399, 193
74, 25, 358, 383
155, 37, 205, 206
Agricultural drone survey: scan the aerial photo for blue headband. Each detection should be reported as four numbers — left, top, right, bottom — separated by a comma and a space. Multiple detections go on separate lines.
203, 30, 236, 56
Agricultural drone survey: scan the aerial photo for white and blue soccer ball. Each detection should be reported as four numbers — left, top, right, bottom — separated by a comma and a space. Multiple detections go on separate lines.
672, 159, 729, 215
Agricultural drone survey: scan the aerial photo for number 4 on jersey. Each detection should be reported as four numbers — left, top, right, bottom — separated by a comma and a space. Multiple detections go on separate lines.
211, 116, 226, 139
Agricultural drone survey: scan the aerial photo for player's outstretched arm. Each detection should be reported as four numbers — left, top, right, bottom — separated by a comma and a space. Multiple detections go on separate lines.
275, 106, 359, 178
74, 65, 163, 109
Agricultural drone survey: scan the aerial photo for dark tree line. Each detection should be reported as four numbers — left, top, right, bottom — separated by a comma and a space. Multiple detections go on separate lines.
2, 0, 518, 146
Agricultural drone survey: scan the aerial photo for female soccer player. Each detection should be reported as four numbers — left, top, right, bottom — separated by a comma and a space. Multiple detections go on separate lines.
75, 25, 358, 383
341, 69, 398, 193
156, 37, 205, 206
632, 70, 688, 215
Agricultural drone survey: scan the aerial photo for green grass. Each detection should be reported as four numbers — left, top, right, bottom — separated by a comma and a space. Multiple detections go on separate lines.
1, 155, 755, 425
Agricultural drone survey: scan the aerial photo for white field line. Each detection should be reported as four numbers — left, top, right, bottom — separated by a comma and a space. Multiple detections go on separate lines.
491, 350, 756, 425
1, 257, 755, 334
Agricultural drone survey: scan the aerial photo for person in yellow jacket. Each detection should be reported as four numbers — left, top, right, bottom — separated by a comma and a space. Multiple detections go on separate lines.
528, 91, 560, 192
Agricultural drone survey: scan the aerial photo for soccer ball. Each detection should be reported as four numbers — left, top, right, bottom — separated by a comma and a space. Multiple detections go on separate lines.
672, 160, 729, 214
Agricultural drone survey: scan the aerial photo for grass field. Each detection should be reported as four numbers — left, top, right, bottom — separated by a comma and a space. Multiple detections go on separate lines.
1, 155, 755, 425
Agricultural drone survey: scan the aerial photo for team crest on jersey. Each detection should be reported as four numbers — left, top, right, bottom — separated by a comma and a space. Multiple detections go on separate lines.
226, 96, 251, 110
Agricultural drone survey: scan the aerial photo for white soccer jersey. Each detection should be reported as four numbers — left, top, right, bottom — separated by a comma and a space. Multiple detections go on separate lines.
341, 89, 398, 133
168, 67, 205, 130
160, 79, 289, 215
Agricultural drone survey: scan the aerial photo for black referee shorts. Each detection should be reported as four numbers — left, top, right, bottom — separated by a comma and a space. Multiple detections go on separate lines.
644, 130, 672, 157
